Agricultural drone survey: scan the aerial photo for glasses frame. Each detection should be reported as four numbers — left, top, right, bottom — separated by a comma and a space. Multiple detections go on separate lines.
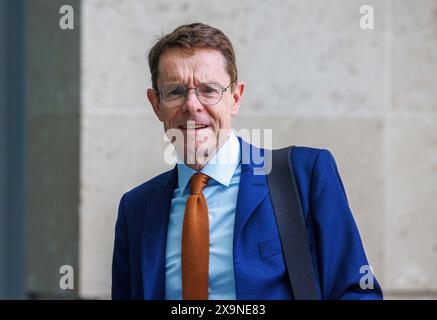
154, 80, 236, 108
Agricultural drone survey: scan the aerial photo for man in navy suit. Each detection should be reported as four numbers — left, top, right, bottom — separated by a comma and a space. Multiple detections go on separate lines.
112, 23, 383, 300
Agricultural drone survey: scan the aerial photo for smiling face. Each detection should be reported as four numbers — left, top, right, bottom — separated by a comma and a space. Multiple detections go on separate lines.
147, 47, 244, 170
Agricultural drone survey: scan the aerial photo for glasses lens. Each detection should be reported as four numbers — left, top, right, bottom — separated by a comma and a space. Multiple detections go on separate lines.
159, 83, 224, 107
197, 83, 222, 105
161, 85, 186, 107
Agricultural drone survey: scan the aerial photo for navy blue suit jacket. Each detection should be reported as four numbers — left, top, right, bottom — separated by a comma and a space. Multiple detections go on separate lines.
112, 138, 383, 299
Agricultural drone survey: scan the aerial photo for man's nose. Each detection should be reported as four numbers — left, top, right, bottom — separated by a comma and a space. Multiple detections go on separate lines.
182, 88, 203, 113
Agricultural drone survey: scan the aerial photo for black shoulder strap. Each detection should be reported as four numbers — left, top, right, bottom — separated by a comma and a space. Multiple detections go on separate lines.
266, 146, 319, 300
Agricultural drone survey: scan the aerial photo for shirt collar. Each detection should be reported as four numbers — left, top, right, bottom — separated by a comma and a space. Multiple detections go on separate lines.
177, 131, 241, 193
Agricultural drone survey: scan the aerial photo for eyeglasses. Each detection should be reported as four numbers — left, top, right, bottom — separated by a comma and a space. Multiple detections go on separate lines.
155, 81, 235, 108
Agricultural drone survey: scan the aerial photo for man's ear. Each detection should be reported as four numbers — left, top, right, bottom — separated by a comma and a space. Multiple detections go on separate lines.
230, 81, 245, 116
147, 88, 164, 121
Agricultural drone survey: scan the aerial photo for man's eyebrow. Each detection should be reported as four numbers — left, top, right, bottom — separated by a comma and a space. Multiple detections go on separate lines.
199, 79, 221, 84
159, 78, 183, 87
161, 80, 181, 85
160, 76, 178, 81
161, 78, 222, 85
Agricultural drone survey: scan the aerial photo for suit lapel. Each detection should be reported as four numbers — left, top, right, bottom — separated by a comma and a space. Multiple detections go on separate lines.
141, 166, 177, 300
234, 138, 269, 242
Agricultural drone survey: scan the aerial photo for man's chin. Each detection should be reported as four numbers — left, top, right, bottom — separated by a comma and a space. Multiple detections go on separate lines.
179, 142, 216, 165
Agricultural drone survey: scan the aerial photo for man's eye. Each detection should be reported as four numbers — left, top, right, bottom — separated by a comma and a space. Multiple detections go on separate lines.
166, 87, 185, 98
199, 85, 219, 95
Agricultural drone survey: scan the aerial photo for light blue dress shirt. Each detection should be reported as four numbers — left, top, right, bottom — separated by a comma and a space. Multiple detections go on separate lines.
165, 132, 241, 300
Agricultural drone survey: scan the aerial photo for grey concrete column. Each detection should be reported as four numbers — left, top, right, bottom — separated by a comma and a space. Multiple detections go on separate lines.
26, 0, 80, 298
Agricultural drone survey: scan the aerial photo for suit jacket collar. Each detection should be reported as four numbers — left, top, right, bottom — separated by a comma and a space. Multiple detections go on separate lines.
234, 137, 269, 241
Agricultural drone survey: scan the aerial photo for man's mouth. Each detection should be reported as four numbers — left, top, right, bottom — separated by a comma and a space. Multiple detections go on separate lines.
179, 124, 209, 130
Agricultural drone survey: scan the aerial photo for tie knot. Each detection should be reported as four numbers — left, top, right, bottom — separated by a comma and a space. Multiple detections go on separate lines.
189, 173, 209, 195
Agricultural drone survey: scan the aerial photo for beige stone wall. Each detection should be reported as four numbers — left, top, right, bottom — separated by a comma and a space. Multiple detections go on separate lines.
80, 0, 437, 299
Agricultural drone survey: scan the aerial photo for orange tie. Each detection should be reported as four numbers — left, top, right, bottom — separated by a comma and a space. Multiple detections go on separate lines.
181, 172, 210, 300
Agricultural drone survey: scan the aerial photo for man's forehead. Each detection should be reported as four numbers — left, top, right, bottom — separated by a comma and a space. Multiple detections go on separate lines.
158, 47, 228, 83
